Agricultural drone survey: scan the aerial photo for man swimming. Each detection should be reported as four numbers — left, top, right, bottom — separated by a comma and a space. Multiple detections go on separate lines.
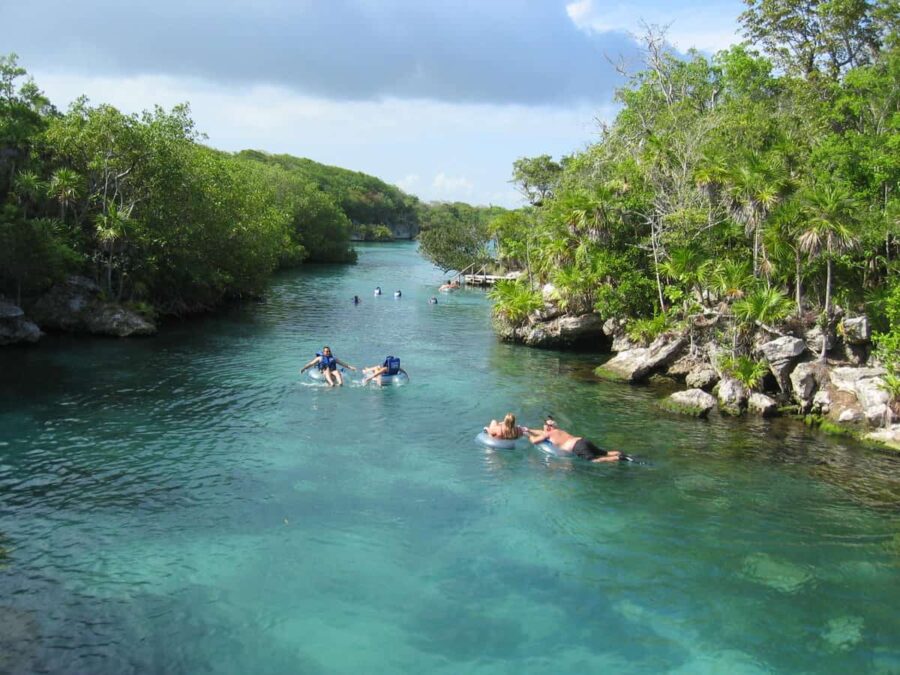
522, 417, 625, 462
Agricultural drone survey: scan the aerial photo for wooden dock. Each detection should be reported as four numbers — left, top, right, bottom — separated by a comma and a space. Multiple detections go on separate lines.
463, 272, 521, 286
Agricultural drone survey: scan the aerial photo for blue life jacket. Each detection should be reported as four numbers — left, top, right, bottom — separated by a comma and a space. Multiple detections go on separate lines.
383, 356, 400, 376
317, 352, 337, 370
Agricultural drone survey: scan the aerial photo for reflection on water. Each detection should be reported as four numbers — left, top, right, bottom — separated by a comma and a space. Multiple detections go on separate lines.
0, 243, 898, 674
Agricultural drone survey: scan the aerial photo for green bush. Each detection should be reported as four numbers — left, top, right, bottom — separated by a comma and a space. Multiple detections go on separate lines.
488, 280, 543, 325
626, 314, 671, 345
732, 286, 793, 326
719, 354, 768, 390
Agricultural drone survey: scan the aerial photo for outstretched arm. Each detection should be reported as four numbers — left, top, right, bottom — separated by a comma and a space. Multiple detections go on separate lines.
522, 427, 550, 444
300, 357, 320, 373
336, 358, 356, 371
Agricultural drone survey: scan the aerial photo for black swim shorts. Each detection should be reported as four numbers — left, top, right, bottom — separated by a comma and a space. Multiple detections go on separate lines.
572, 438, 608, 459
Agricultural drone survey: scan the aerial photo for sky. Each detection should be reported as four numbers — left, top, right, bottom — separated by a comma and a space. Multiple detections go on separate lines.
0, 0, 744, 207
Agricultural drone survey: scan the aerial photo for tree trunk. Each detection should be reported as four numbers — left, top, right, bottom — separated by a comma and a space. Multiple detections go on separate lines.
820, 256, 832, 362
651, 221, 666, 314
794, 249, 802, 315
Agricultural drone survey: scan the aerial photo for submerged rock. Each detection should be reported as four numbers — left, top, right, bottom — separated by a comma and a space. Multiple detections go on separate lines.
0, 299, 41, 346
30, 276, 156, 337
741, 553, 813, 594
662, 388, 717, 417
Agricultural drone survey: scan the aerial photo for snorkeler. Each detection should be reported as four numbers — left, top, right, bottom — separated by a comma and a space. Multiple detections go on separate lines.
374, 286, 382, 296
300, 346, 357, 387
353, 295, 361, 305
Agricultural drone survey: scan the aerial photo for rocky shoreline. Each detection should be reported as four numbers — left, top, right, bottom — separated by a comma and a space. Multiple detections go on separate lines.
495, 284, 900, 452
0, 276, 156, 345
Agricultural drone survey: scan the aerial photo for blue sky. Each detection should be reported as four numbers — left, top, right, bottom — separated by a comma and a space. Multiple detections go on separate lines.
1, 0, 744, 207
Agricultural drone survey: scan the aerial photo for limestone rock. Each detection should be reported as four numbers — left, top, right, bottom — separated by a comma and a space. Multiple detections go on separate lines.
829, 366, 892, 428
838, 409, 864, 424
521, 313, 603, 348
718, 377, 749, 416
748, 392, 778, 417
804, 325, 835, 355
667, 354, 703, 378
790, 361, 830, 410
596, 333, 687, 382
30, 275, 156, 337
865, 425, 900, 451
0, 299, 42, 346
686, 365, 719, 390
661, 389, 717, 417
812, 389, 832, 415
841, 316, 870, 345
759, 336, 807, 393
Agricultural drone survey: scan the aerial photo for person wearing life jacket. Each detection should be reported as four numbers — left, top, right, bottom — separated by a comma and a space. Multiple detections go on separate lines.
394, 290, 402, 298
353, 295, 360, 305
362, 355, 404, 386
299, 345, 356, 386
374, 286, 382, 296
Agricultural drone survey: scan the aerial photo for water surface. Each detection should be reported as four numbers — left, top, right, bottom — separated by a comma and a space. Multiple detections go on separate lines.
1, 243, 899, 674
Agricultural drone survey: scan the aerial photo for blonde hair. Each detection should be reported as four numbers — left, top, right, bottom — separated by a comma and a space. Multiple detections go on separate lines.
501, 413, 519, 439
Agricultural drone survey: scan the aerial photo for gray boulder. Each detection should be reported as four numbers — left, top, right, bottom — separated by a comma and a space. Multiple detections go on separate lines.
686, 365, 719, 390
521, 313, 603, 348
596, 333, 687, 382
661, 389, 717, 417
718, 377, 749, 416
790, 361, 830, 410
841, 316, 870, 345
827, 366, 892, 428
865, 425, 900, 452
0, 299, 42, 345
838, 409, 864, 424
812, 389, 832, 415
759, 336, 807, 393
30, 275, 156, 337
803, 325, 835, 355
748, 392, 778, 417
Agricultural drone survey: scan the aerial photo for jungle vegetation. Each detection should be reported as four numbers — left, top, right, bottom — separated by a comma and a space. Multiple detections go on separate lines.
474, 1, 898, 398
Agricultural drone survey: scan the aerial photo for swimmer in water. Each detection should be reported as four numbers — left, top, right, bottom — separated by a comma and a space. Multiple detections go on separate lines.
484, 413, 523, 440
522, 417, 627, 462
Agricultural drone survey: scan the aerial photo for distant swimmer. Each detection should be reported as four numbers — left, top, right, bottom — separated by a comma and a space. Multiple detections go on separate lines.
439, 280, 459, 292
394, 290, 402, 298
522, 417, 628, 462
428, 297, 438, 304
374, 286, 382, 296
353, 295, 360, 305
300, 345, 356, 387
484, 413, 523, 440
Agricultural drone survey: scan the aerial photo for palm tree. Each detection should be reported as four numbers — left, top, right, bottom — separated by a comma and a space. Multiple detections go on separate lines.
799, 184, 859, 359
95, 200, 130, 297
726, 155, 787, 278
11, 170, 43, 219
48, 168, 82, 222
767, 199, 806, 314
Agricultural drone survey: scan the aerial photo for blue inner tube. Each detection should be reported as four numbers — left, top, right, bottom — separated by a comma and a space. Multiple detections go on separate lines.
367, 369, 409, 386
475, 431, 520, 449
537, 440, 566, 457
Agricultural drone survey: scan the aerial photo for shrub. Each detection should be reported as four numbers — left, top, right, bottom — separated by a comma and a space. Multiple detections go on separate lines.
627, 314, 671, 345
488, 280, 543, 325
719, 355, 768, 390
732, 286, 793, 326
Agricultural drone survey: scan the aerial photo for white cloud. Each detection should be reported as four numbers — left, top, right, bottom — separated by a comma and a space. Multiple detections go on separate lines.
565, 0, 742, 54
32, 69, 613, 208
432, 173, 475, 198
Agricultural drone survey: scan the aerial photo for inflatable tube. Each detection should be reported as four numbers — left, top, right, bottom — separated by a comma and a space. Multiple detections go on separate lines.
366, 369, 409, 386
307, 368, 343, 382
537, 440, 566, 457
475, 431, 520, 449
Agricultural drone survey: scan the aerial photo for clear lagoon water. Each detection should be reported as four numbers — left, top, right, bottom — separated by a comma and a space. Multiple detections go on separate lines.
1, 242, 899, 674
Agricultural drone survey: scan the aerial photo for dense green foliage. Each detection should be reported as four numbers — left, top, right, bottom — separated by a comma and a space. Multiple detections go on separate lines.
0, 57, 379, 313
483, 1, 898, 398
417, 202, 505, 272
237, 150, 420, 240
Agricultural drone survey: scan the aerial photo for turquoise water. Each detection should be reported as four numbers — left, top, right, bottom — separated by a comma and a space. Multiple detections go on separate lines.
1, 242, 899, 674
